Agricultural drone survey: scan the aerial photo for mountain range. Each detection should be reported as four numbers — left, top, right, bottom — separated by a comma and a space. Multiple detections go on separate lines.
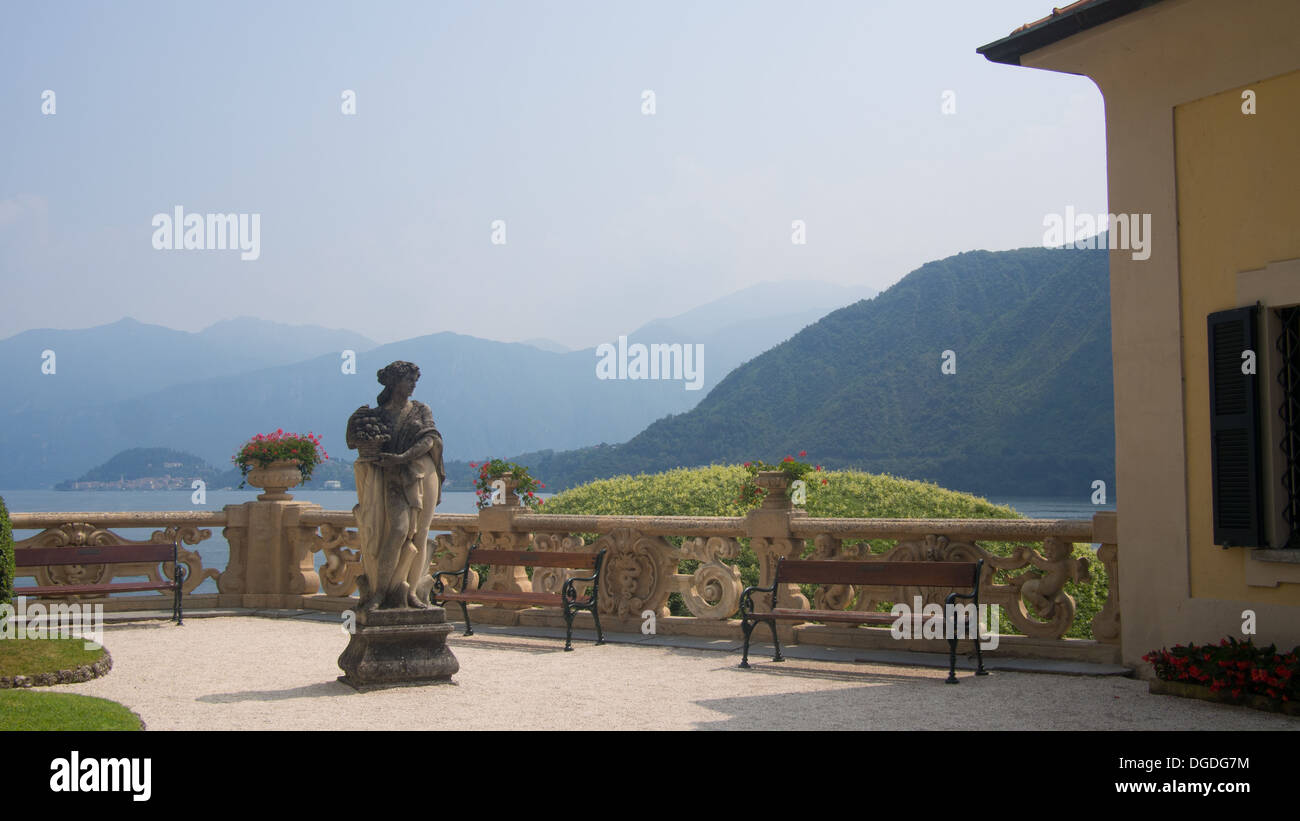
0, 281, 871, 488
487, 245, 1114, 497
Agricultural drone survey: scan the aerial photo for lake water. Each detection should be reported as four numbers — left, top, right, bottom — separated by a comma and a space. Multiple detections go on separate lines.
985, 496, 1115, 520
1, 490, 1114, 595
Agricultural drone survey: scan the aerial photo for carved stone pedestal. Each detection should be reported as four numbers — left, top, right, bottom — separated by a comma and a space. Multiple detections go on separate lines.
338, 606, 459, 689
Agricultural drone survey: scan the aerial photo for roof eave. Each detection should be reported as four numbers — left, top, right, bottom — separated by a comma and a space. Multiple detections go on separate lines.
977, 0, 1166, 66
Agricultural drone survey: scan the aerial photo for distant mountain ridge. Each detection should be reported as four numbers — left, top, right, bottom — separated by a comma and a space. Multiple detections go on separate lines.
488, 246, 1114, 497
0, 316, 375, 412
0, 281, 867, 487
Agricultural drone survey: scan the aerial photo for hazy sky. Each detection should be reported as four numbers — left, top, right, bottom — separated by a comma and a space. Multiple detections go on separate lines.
0, 0, 1105, 348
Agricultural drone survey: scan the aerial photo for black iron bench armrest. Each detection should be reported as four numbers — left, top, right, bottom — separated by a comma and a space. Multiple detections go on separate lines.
739, 581, 776, 616
432, 567, 470, 597
561, 549, 606, 605
561, 571, 598, 603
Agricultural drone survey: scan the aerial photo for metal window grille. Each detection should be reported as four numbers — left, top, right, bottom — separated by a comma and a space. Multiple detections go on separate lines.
1276, 306, 1300, 548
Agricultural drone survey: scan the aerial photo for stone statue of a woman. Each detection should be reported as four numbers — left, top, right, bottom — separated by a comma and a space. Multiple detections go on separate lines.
346, 361, 446, 611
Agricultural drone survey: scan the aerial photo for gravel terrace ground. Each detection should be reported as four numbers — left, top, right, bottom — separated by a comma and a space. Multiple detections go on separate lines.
46, 616, 1300, 731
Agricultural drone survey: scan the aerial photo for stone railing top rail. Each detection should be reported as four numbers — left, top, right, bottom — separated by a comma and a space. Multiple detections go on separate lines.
296, 508, 1102, 541
296, 509, 476, 529
7, 509, 1106, 542
298, 509, 750, 535
10, 511, 229, 529
8, 509, 1107, 543
787, 517, 1097, 541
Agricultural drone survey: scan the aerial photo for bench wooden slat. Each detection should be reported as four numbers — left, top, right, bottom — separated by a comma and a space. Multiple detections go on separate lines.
16, 581, 177, 596
746, 609, 894, 624
440, 590, 563, 605
439, 590, 595, 608
469, 549, 598, 569
749, 607, 979, 624
778, 559, 978, 588
16, 544, 176, 567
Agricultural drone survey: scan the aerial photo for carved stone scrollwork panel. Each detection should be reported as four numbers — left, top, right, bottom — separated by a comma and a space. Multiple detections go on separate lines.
530, 533, 593, 598
149, 525, 219, 593
676, 536, 742, 619
593, 528, 677, 618
299, 523, 364, 597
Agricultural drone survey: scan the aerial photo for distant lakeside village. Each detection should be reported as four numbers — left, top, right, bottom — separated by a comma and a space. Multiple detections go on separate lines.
57, 475, 344, 491
51, 447, 350, 491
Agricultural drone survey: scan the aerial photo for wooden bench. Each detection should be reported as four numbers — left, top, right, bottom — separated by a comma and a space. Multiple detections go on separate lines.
739, 557, 986, 683
14, 540, 186, 624
433, 547, 607, 651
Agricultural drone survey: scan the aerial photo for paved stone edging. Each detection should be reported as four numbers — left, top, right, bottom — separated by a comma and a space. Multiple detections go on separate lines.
0, 648, 113, 689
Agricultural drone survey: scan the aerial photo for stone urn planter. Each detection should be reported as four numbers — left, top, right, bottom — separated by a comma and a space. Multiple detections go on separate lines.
754, 470, 793, 510
245, 459, 303, 501
493, 472, 521, 506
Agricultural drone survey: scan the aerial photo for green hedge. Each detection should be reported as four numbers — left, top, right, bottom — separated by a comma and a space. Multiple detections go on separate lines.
0, 495, 13, 611
540, 465, 1107, 638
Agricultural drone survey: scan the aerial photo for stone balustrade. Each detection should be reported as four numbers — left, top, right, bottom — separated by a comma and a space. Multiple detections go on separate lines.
8, 492, 1121, 663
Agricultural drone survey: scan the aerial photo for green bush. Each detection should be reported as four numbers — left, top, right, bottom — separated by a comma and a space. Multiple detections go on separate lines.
540, 465, 1109, 638
0, 495, 13, 611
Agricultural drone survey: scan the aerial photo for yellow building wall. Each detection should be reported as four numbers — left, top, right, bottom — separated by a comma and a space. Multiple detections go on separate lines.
1176, 68, 1300, 603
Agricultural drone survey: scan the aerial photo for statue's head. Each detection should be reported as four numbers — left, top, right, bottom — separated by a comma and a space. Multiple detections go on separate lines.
376, 360, 420, 405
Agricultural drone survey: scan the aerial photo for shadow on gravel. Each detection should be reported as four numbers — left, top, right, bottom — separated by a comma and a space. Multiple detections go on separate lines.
197, 680, 350, 703
692, 687, 888, 730
726, 661, 946, 686
447, 637, 570, 655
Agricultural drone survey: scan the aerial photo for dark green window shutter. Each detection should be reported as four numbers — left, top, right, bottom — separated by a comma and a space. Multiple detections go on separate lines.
1208, 306, 1265, 547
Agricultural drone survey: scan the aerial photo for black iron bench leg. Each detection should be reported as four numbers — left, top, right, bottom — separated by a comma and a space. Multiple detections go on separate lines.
946, 632, 959, 684
174, 572, 184, 626
974, 622, 988, 676
769, 620, 784, 662
591, 605, 605, 646
740, 618, 754, 668
460, 601, 473, 636
563, 604, 575, 652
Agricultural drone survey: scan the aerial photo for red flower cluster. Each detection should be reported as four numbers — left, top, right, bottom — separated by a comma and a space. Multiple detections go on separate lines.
1144, 638, 1299, 703
736, 451, 828, 506
469, 458, 545, 511
232, 430, 327, 486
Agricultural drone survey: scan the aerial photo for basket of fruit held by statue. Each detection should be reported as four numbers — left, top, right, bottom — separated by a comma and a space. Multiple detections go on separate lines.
348, 407, 390, 460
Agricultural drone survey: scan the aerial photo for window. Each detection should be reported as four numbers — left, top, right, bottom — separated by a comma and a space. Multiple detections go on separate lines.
1213, 257, 1300, 551
1274, 306, 1300, 548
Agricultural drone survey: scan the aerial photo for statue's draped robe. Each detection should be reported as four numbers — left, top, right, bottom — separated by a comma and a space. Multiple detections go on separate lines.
353, 401, 445, 609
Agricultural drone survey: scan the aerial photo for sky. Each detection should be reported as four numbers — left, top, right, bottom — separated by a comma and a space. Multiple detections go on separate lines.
0, 0, 1106, 349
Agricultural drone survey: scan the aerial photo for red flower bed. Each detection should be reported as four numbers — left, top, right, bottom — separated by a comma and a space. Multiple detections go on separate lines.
1143, 637, 1299, 703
